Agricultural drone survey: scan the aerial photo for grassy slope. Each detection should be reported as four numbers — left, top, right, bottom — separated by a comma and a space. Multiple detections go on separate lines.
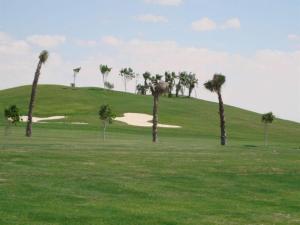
0, 85, 300, 225
0, 85, 299, 144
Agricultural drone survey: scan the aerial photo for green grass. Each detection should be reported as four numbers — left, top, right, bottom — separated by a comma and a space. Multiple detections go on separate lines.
0, 85, 299, 225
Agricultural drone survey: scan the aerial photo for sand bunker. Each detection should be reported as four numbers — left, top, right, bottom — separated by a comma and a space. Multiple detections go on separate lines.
115, 113, 181, 128
11, 116, 88, 125
20, 116, 65, 123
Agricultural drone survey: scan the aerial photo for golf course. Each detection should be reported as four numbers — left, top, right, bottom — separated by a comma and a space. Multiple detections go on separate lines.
0, 85, 299, 225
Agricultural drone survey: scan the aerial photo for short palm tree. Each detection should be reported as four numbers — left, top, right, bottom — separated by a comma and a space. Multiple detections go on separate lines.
149, 74, 169, 143
261, 112, 275, 146
204, 74, 226, 145
99, 64, 112, 88
72, 67, 81, 88
26, 50, 49, 137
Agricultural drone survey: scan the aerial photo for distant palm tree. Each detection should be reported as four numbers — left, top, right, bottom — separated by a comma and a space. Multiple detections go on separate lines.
186, 73, 198, 97
204, 74, 226, 145
149, 74, 169, 143
72, 67, 81, 88
175, 72, 188, 97
26, 50, 49, 137
100, 64, 112, 88
120, 67, 135, 92
261, 112, 275, 146
165, 71, 176, 97
141, 71, 151, 95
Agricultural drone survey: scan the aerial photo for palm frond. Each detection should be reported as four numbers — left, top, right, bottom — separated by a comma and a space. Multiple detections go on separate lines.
39, 50, 49, 63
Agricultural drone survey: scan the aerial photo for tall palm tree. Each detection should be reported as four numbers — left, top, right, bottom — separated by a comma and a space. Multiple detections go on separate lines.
204, 74, 226, 145
149, 74, 168, 143
119, 67, 135, 92
261, 112, 275, 146
26, 50, 49, 137
72, 67, 81, 88
99, 64, 112, 88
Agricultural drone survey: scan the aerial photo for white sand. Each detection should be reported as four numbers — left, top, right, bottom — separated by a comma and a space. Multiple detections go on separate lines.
18, 116, 88, 125
20, 116, 65, 123
115, 113, 181, 128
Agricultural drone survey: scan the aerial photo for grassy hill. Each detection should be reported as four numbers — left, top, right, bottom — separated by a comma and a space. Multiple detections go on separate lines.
0, 85, 299, 145
0, 85, 300, 225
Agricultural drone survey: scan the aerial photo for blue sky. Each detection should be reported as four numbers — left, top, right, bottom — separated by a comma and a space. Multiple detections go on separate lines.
0, 0, 299, 122
1, 0, 299, 54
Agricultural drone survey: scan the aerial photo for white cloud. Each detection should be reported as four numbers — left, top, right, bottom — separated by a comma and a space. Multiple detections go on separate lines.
192, 17, 241, 32
0, 32, 299, 122
221, 18, 241, 29
26, 35, 66, 48
135, 14, 168, 23
144, 0, 183, 6
101, 36, 122, 46
191, 17, 217, 31
74, 39, 98, 47
288, 34, 300, 41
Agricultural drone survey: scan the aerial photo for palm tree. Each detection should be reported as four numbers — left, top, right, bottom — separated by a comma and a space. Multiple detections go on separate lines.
149, 74, 169, 143
72, 67, 81, 88
261, 112, 275, 146
204, 74, 226, 145
186, 73, 198, 97
141, 71, 151, 95
175, 72, 188, 97
26, 50, 49, 137
165, 71, 176, 97
100, 64, 112, 88
119, 67, 135, 92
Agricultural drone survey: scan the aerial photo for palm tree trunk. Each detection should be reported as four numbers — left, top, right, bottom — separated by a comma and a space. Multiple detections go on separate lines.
73, 72, 76, 88
103, 121, 107, 141
26, 61, 42, 137
217, 91, 226, 145
124, 77, 127, 92
102, 74, 105, 88
188, 87, 192, 97
264, 123, 268, 146
152, 94, 159, 143
175, 83, 180, 97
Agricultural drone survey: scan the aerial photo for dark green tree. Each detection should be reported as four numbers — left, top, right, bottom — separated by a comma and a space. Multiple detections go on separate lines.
99, 104, 116, 140
204, 74, 227, 145
261, 112, 275, 146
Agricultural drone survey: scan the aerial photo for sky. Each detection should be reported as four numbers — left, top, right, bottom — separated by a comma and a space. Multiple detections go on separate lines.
0, 0, 299, 122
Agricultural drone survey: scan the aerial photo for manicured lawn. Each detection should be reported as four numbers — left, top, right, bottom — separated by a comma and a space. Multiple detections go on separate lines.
0, 85, 299, 224
0, 125, 299, 225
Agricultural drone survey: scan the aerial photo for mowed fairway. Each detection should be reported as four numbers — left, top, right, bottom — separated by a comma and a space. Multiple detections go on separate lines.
0, 85, 300, 225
